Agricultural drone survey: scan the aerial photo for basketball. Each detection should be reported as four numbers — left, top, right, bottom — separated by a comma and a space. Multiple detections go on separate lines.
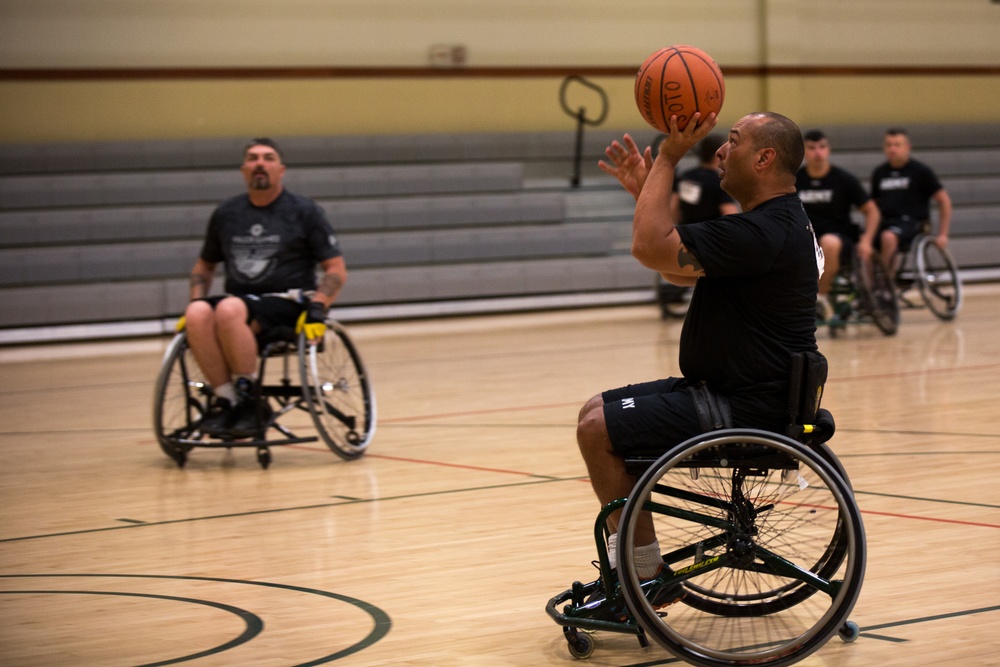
634, 45, 725, 133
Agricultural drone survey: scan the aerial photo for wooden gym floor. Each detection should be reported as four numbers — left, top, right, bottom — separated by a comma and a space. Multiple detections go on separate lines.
1, 287, 998, 666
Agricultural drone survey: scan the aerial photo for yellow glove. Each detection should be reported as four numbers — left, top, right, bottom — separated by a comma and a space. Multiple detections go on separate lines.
296, 302, 328, 341
175, 315, 186, 332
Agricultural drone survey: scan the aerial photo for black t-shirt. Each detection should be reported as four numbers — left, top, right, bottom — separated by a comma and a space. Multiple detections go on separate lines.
200, 190, 342, 295
676, 193, 821, 428
795, 165, 871, 240
870, 158, 943, 222
672, 166, 736, 224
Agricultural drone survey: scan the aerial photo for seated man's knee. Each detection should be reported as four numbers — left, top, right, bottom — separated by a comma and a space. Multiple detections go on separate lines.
578, 394, 604, 424
184, 300, 215, 328
577, 404, 611, 457
214, 296, 250, 326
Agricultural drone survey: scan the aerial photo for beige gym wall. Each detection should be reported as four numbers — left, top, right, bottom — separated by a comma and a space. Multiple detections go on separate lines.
1, 0, 998, 143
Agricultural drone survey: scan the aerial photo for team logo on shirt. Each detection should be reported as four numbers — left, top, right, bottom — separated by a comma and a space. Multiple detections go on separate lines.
232, 223, 281, 282
678, 180, 704, 205
798, 189, 833, 203
879, 176, 910, 190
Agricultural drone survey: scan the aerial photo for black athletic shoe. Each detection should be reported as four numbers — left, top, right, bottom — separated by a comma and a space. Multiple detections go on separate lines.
641, 565, 686, 609
579, 564, 684, 621
226, 398, 272, 438
199, 397, 233, 435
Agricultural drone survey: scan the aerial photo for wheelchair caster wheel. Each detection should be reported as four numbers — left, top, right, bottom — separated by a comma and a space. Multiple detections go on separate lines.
167, 447, 187, 468
564, 627, 595, 659
256, 447, 271, 469
839, 620, 860, 642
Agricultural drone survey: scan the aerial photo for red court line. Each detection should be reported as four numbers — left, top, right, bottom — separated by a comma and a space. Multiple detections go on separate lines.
854, 508, 1000, 529
379, 401, 581, 424
366, 452, 550, 478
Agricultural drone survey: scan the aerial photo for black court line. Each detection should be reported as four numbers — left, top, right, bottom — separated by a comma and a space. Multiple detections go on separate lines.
0, 573, 392, 665
0, 476, 579, 543
0, 588, 262, 666
617, 605, 1000, 666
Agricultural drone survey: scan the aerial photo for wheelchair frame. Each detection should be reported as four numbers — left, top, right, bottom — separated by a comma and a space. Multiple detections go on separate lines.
152, 319, 375, 469
547, 427, 864, 665
821, 256, 899, 337
548, 353, 865, 665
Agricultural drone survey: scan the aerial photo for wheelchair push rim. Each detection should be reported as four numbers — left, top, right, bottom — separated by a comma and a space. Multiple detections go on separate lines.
617, 429, 865, 667
299, 320, 376, 460
914, 235, 962, 320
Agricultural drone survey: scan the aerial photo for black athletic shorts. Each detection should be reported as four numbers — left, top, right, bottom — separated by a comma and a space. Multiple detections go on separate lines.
602, 377, 704, 457
818, 231, 856, 268
200, 295, 305, 344
877, 217, 922, 253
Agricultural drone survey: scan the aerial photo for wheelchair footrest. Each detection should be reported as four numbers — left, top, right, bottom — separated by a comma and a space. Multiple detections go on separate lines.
173, 435, 318, 449
545, 583, 643, 636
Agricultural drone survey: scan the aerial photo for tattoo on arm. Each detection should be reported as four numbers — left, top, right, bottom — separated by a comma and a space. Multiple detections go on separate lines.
317, 272, 344, 299
677, 243, 704, 273
189, 273, 211, 298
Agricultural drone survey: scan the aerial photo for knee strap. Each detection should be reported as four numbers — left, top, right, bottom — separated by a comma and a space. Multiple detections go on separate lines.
691, 383, 733, 432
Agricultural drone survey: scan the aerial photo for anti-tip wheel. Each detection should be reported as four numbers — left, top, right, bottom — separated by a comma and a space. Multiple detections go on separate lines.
566, 630, 595, 659
256, 447, 272, 469
839, 620, 860, 642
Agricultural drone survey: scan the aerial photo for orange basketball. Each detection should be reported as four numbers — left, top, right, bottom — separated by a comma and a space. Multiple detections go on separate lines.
634, 45, 725, 133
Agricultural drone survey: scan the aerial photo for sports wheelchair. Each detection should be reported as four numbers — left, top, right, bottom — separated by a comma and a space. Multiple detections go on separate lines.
547, 353, 865, 666
821, 256, 899, 337
152, 318, 375, 469
894, 220, 962, 321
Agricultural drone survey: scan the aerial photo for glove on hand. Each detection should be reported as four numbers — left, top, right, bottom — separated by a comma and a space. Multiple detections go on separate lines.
296, 301, 328, 341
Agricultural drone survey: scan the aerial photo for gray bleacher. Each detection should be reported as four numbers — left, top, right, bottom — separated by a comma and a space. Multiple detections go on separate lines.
0, 124, 997, 341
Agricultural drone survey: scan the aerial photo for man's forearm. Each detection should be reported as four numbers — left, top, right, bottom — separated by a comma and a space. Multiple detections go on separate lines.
189, 272, 212, 301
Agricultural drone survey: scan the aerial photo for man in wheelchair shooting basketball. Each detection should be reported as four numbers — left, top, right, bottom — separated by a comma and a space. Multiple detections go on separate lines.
572, 112, 836, 629
180, 138, 347, 439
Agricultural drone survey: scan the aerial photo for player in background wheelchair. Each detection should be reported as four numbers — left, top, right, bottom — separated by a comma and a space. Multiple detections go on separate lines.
872, 128, 962, 320
796, 129, 881, 324
178, 138, 347, 439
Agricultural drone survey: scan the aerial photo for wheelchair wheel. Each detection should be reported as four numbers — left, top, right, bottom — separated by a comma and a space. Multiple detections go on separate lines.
299, 321, 376, 460
857, 258, 898, 335
152, 333, 210, 467
617, 430, 865, 667
914, 235, 962, 320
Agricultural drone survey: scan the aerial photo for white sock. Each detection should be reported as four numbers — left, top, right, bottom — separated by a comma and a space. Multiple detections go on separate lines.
606, 533, 618, 569
214, 382, 237, 404
634, 540, 663, 579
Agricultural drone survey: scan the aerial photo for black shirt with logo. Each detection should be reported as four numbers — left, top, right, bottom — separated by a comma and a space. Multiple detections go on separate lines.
672, 166, 736, 224
870, 158, 943, 223
200, 190, 342, 295
676, 193, 821, 428
795, 164, 871, 240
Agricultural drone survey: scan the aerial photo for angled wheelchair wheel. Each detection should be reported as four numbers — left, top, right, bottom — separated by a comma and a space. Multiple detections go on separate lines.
857, 258, 899, 335
299, 321, 376, 460
152, 333, 210, 467
618, 430, 865, 667
915, 235, 962, 320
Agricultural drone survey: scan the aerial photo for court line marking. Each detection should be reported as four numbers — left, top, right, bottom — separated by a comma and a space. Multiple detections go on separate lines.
0, 477, 571, 543
619, 605, 1000, 665
0, 573, 392, 666
0, 588, 262, 666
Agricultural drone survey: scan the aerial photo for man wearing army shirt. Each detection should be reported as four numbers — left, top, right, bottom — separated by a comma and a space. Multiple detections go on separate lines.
796, 130, 880, 319
870, 127, 952, 271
